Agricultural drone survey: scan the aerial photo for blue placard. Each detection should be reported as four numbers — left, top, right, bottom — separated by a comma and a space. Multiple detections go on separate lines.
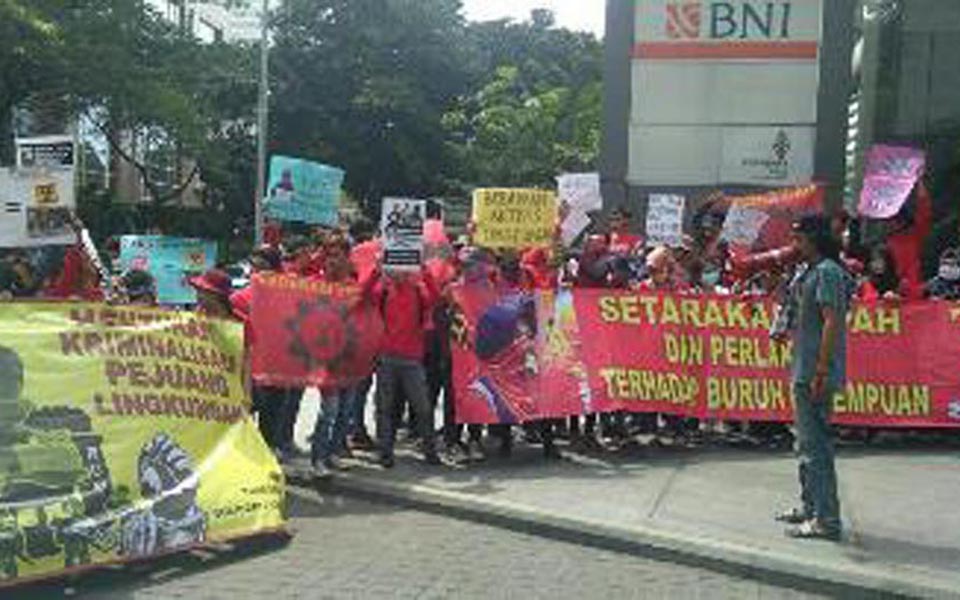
119, 236, 218, 305
265, 155, 344, 225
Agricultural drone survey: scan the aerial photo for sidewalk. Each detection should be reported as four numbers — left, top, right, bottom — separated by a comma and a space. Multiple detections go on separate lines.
285, 432, 960, 599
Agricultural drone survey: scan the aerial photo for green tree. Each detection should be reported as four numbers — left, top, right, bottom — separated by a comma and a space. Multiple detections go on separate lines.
2, 1, 258, 202
1, 1, 260, 245
0, 0, 62, 162
270, 0, 472, 211
443, 13, 603, 189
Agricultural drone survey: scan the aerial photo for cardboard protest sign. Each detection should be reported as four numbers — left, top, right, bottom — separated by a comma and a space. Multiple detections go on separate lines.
646, 194, 686, 247
472, 188, 557, 249
0, 168, 76, 248
265, 155, 344, 226
119, 236, 217, 305
557, 173, 602, 245
0, 303, 284, 587
720, 185, 823, 252
380, 198, 425, 270
858, 145, 926, 219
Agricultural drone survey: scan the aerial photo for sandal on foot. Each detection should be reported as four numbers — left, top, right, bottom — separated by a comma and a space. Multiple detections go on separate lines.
785, 519, 841, 541
774, 508, 810, 524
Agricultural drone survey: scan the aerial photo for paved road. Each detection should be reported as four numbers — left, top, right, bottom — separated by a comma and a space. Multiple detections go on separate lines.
18, 490, 826, 600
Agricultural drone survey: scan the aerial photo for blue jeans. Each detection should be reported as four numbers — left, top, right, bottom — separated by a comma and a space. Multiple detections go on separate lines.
348, 377, 372, 437
311, 387, 356, 465
793, 382, 841, 531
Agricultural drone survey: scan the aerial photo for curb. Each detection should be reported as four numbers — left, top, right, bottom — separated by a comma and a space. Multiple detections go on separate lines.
287, 470, 958, 600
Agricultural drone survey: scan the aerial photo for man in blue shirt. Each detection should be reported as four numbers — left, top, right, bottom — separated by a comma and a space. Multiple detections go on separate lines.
776, 215, 851, 541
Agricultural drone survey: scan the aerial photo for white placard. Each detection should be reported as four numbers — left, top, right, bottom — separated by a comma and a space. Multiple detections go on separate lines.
645, 194, 686, 247
557, 173, 602, 244
380, 197, 425, 271
721, 204, 770, 247
0, 167, 77, 248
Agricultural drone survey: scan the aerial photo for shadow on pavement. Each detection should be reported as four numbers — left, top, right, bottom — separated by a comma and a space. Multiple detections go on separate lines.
341, 431, 960, 498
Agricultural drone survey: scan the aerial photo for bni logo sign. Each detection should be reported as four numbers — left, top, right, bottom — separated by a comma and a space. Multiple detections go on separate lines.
664, 2, 794, 40
666, 3, 702, 39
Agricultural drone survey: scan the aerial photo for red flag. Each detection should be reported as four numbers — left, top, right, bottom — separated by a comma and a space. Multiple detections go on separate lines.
250, 273, 383, 388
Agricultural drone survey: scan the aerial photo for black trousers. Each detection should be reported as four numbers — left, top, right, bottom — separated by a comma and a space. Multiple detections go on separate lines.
253, 385, 288, 450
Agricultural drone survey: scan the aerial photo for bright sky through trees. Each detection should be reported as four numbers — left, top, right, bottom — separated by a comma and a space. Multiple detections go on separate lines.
462, 0, 605, 36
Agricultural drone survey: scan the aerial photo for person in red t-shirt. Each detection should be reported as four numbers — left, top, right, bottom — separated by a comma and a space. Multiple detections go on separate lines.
310, 233, 365, 478
228, 246, 303, 461
346, 218, 380, 450
607, 206, 644, 256
885, 184, 931, 301
372, 267, 441, 468
859, 245, 902, 302
43, 246, 105, 302
520, 247, 556, 291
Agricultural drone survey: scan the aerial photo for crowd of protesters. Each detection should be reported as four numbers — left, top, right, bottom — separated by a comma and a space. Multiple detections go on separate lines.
2, 183, 958, 480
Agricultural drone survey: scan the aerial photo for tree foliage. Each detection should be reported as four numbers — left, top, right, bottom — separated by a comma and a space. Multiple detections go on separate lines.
270, 0, 472, 210
2, 1, 603, 238
2, 1, 258, 208
269, 2, 602, 206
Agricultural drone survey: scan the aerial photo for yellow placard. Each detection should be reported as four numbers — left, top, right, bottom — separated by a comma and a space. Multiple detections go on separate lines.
33, 183, 59, 205
0, 303, 285, 586
472, 188, 557, 249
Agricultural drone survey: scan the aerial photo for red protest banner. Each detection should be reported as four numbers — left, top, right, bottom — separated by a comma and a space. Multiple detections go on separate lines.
575, 290, 793, 421
250, 273, 383, 388
450, 284, 583, 424
451, 285, 960, 428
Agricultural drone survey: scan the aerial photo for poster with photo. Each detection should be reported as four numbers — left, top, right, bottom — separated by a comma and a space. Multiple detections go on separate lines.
380, 198, 426, 270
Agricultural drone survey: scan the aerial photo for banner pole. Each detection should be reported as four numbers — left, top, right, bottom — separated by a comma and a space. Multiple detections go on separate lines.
254, 0, 270, 246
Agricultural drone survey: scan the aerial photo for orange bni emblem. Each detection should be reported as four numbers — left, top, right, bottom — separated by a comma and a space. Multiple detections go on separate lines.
666, 2, 702, 39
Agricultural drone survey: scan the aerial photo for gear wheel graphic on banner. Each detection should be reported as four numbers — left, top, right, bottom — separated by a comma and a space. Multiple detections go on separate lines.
284, 297, 356, 371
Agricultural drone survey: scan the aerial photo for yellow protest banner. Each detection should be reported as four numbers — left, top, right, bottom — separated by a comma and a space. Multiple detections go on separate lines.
0, 303, 285, 587
472, 188, 558, 249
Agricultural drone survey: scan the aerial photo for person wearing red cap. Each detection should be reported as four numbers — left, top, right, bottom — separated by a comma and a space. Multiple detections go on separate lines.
188, 269, 234, 318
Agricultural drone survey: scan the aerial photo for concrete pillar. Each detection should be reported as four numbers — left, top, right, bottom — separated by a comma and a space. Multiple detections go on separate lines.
600, 0, 633, 213
814, 0, 859, 213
